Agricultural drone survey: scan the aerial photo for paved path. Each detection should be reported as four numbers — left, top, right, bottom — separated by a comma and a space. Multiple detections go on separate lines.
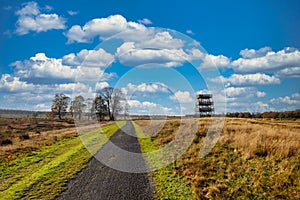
57, 121, 154, 200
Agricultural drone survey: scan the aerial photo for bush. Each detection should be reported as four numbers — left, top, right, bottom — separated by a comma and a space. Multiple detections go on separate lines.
1, 138, 13, 146
19, 134, 30, 140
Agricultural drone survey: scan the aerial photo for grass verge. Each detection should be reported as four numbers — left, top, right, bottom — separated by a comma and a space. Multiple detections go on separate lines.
133, 122, 197, 200
0, 121, 125, 200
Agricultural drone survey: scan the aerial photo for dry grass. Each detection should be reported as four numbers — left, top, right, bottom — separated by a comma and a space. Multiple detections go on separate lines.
220, 118, 300, 159
0, 117, 113, 157
136, 117, 300, 199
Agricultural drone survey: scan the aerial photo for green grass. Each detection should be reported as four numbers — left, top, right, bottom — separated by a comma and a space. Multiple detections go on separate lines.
133, 122, 197, 200
0, 121, 125, 200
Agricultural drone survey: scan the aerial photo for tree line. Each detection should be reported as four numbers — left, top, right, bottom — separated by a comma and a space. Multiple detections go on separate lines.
47, 87, 129, 121
226, 110, 300, 119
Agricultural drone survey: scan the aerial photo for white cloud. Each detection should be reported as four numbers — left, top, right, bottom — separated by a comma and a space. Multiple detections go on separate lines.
252, 101, 270, 112
15, 1, 66, 35
199, 54, 231, 70
186, 30, 195, 35
269, 93, 300, 111
256, 91, 266, 98
127, 99, 172, 115
11, 53, 75, 79
11, 51, 114, 82
239, 47, 272, 59
169, 91, 194, 103
125, 82, 168, 94
136, 31, 184, 49
65, 14, 128, 43
210, 73, 280, 86
116, 42, 196, 67
62, 48, 114, 68
95, 82, 109, 90
225, 87, 264, 98
270, 93, 300, 106
0, 74, 35, 92
67, 10, 78, 16
138, 18, 152, 25
65, 14, 186, 50
275, 67, 300, 78
232, 47, 300, 73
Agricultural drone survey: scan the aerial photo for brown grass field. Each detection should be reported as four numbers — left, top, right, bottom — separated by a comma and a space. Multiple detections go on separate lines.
1, 116, 299, 199
135, 117, 300, 199
0, 117, 113, 158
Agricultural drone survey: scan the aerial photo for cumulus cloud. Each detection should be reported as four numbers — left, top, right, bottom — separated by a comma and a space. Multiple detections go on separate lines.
65, 14, 186, 50
11, 51, 114, 82
116, 42, 200, 67
225, 87, 265, 98
231, 47, 300, 73
124, 82, 168, 94
138, 18, 152, 25
210, 73, 280, 86
169, 91, 194, 103
199, 54, 231, 69
15, 1, 66, 35
270, 93, 300, 106
0, 74, 35, 92
275, 67, 300, 78
62, 48, 114, 68
95, 82, 109, 90
65, 15, 128, 43
239, 47, 272, 59
127, 99, 172, 115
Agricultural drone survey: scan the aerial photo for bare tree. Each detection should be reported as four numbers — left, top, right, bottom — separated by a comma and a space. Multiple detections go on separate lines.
51, 93, 70, 120
98, 87, 124, 121
71, 95, 86, 120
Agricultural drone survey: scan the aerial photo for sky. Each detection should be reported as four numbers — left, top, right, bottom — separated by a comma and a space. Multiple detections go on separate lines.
0, 0, 299, 115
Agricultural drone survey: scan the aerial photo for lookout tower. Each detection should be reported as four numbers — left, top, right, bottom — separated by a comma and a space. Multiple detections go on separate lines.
195, 94, 214, 117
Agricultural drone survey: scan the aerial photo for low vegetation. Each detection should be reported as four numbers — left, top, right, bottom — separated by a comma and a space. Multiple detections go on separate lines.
134, 121, 197, 200
135, 118, 300, 199
0, 119, 125, 199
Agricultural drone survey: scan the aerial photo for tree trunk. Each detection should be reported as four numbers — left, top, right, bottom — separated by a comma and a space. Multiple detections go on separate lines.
58, 107, 62, 120
107, 100, 112, 121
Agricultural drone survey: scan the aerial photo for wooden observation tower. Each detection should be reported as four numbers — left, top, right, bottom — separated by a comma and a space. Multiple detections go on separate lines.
195, 94, 214, 117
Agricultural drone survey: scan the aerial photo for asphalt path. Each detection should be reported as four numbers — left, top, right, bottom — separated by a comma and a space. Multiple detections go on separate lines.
57, 121, 154, 200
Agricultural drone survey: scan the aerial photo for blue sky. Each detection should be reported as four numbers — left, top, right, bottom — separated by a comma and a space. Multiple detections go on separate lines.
0, 0, 299, 115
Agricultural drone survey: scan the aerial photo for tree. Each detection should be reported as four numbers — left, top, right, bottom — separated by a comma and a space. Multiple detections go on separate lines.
123, 101, 130, 120
93, 95, 107, 121
98, 87, 124, 121
51, 93, 70, 120
85, 98, 94, 120
71, 95, 86, 120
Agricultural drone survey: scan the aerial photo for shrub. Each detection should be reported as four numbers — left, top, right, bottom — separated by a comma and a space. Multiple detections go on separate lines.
1, 138, 13, 146
19, 134, 30, 140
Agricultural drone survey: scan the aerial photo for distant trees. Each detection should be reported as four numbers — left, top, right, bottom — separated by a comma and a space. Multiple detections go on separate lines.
51, 93, 70, 120
49, 87, 126, 121
97, 87, 125, 121
71, 95, 86, 120
226, 110, 300, 119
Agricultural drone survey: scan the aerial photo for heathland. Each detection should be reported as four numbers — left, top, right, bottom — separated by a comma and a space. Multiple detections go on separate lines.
0, 116, 299, 199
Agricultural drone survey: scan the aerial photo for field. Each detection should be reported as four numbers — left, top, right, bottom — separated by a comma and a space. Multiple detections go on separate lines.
0, 117, 123, 199
0, 116, 299, 199
135, 117, 300, 199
